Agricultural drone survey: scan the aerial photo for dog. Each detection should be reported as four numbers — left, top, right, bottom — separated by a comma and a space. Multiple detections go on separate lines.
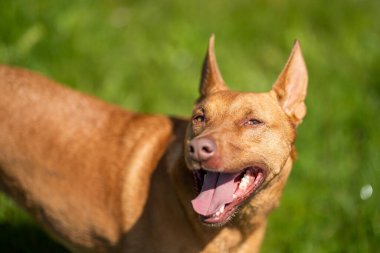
0, 35, 307, 253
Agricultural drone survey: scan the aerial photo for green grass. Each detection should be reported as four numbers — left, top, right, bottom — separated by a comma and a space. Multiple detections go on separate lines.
0, 0, 379, 252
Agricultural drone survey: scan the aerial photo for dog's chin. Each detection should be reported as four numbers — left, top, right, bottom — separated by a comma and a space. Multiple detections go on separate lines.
192, 166, 267, 226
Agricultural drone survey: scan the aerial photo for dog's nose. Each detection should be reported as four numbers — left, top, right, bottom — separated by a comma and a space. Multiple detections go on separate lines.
188, 138, 216, 162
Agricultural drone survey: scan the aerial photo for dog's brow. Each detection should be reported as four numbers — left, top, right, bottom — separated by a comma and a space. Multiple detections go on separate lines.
243, 109, 256, 117
231, 107, 258, 118
193, 105, 204, 113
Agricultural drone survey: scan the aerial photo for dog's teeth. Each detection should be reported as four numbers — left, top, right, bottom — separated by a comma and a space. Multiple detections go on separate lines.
239, 170, 254, 190
239, 182, 247, 190
239, 172, 252, 190
243, 173, 251, 181
216, 211, 220, 216
219, 205, 225, 213
233, 194, 237, 199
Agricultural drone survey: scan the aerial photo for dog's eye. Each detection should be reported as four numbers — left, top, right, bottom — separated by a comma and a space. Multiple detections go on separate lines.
246, 119, 263, 126
192, 115, 205, 124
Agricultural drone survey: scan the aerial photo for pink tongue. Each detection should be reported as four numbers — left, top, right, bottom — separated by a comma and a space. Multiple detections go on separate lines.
191, 171, 241, 216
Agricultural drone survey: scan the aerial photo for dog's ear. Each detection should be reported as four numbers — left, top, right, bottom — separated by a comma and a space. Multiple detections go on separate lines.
199, 34, 229, 97
272, 41, 308, 126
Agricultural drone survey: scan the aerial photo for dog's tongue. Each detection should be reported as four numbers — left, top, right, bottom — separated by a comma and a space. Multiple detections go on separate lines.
191, 171, 241, 216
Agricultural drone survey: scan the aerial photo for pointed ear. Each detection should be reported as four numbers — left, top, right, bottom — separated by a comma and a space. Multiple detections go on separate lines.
199, 34, 229, 97
272, 41, 308, 126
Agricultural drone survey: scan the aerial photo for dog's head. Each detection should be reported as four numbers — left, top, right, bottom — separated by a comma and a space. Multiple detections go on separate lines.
184, 35, 308, 225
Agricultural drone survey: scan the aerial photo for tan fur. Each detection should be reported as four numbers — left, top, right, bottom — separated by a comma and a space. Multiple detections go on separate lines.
0, 36, 307, 253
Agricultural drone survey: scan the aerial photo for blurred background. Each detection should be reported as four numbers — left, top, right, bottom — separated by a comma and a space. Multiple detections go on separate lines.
0, 0, 379, 252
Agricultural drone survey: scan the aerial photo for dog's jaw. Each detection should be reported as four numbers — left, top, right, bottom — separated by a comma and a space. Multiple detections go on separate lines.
191, 166, 267, 225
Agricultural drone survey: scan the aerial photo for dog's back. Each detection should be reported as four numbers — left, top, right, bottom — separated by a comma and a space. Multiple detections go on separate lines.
0, 65, 176, 251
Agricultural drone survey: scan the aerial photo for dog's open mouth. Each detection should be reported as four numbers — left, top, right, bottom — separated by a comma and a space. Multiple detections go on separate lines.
191, 167, 266, 224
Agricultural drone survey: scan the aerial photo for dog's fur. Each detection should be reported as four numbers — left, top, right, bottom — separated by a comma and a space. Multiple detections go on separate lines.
0, 36, 307, 253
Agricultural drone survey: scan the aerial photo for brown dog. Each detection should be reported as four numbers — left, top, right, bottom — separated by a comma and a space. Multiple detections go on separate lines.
0, 35, 307, 253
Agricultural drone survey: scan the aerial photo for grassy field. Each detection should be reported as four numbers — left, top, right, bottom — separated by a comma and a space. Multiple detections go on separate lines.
0, 0, 379, 252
